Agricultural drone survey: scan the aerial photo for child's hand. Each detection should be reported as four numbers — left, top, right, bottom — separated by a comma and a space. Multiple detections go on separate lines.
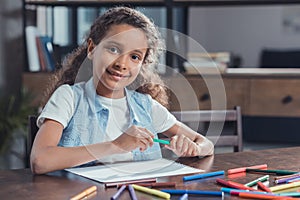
112, 125, 154, 152
164, 135, 200, 157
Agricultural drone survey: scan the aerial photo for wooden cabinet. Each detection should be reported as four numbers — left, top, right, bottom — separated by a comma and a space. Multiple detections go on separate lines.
167, 68, 300, 117
166, 76, 250, 112
22, 72, 53, 106
249, 79, 300, 117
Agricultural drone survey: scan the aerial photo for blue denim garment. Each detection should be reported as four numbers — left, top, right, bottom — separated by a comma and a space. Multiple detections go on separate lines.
58, 78, 162, 162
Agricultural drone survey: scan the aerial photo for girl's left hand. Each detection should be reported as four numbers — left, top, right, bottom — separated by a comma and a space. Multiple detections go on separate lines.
164, 134, 199, 157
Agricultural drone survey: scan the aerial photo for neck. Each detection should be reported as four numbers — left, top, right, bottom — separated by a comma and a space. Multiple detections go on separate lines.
95, 82, 125, 99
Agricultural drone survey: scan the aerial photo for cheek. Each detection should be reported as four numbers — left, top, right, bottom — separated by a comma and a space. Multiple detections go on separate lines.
131, 65, 142, 78
93, 55, 111, 76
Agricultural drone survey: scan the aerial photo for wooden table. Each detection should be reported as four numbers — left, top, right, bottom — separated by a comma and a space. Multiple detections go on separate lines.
1, 147, 300, 199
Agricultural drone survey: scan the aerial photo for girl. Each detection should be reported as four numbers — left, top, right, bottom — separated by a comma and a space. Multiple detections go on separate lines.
30, 6, 214, 174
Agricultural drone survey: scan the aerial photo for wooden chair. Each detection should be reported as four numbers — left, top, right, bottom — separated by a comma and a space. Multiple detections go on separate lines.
171, 106, 243, 152
25, 115, 38, 168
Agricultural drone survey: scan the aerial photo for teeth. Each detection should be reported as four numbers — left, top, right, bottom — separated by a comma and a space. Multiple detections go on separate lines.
108, 70, 122, 77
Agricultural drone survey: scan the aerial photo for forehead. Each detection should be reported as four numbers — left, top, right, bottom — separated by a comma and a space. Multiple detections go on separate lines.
101, 24, 148, 51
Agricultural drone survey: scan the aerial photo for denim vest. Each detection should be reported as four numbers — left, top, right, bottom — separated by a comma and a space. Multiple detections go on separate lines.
58, 78, 162, 161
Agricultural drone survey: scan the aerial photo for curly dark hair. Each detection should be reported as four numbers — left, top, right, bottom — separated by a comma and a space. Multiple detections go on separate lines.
43, 6, 169, 108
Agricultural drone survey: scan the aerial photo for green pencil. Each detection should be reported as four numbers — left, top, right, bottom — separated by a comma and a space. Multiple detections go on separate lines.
244, 175, 269, 187
153, 138, 170, 145
246, 168, 298, 175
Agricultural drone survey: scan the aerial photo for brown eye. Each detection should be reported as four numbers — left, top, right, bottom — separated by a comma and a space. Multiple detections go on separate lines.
131, 54, 141, 61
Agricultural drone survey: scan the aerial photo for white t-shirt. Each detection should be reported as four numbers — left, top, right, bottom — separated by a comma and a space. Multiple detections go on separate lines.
38, 85, 177, 163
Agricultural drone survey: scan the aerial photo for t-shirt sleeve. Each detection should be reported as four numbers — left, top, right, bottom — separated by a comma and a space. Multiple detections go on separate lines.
37, 84, 74, 129
151, 99, 177, 133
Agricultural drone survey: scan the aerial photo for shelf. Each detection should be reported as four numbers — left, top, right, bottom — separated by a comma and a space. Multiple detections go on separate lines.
172, 0, 300, 6
25, 0, 165, 7
25, 0, 300, 7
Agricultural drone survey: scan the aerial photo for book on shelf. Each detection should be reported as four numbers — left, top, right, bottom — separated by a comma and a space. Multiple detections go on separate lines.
183, 52, 230, 74
38, 36, 56, 71
25, 26, 56, 72
25, 26, 40, 72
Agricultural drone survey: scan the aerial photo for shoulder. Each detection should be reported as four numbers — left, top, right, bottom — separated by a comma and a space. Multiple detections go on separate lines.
127, 89, 152, 101
37, 84, 75, 128
51, 84, 74, 101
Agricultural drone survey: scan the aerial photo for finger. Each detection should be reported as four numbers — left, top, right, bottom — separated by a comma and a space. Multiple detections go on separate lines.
137, 128, 154, 146
139, 140, 148, 152
175, 135, 184, 154
186, 144, 195, 156
181, 138, 190, 155
169, 135, 178, 149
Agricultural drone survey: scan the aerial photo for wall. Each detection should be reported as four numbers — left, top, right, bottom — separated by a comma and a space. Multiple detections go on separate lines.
0, 0, 25, 170
0, 0, 23, 97
189, 5, 300, 67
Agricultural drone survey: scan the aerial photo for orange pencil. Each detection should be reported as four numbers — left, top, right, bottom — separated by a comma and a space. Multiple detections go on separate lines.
228, 164, 268, 174
237, 192, 293, 199
70, 186, 97, 200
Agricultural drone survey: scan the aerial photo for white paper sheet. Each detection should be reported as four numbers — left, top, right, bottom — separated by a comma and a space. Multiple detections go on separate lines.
66, 158, 204, 183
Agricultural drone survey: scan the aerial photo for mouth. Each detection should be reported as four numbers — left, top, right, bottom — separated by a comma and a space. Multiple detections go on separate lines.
106, 69, 130, 78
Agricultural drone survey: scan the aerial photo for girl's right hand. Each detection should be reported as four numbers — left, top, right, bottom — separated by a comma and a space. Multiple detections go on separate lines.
111, 125, 154, 153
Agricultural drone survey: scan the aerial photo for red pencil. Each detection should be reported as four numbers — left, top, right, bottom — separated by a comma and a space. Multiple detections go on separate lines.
216, 178, 257, 191
137, 182, 176, 188
257, 181, 272, 193
227, 164, 268, 174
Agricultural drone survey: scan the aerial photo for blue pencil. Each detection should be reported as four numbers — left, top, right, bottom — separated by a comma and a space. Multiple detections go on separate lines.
220, 187, 272, 195
183, 170, 224, 181
161, 189, 223, 196
278, 192, 300, 197
128, 185, 138, 200
111, 185, 126, 200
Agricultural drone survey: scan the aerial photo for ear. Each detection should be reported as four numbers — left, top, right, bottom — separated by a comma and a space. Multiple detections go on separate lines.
87, 38, 95, 60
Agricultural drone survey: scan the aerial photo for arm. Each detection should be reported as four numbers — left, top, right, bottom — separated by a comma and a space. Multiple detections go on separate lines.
30, 119, 154, 175
162, 121, 214, 157
30, 119, 120, 174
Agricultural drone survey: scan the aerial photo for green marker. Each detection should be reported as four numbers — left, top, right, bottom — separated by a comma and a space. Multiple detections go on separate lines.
244, 175, 269, 187
153, 138, 170, 145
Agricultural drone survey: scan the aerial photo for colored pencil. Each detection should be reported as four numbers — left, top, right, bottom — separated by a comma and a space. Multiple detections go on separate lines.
216, 178, 257, 191
245, 175, 269, 187
70, 186, 97, 200
275, 173, 300, 180
246, 169, 298, 175
111, 185, 126, 200
233, 191, 287, 199
128, 185, 138, 200
153, 138, 170, 145
132, 184, 171, 199
161, 189, 223, 196
228, 164, 268, 174
257, 181, 272, 193
179, 193, 188, 200
183, 170, 224, 181
105, 178, 157, 188
270, 181, 300, 192
275, 174, 300, 184
221, 187, 269, 195
137, 182, 176, 188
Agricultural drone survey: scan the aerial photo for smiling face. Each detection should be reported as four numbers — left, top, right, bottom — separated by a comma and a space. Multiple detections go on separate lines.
88, 24, 148, 98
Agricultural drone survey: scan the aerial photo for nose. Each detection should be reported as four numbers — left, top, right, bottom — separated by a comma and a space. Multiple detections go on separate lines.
114, 55, 128, 71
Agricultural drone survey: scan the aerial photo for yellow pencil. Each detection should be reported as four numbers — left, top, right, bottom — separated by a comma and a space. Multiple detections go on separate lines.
269, 181, 300, 192
132, 184, 171, 199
